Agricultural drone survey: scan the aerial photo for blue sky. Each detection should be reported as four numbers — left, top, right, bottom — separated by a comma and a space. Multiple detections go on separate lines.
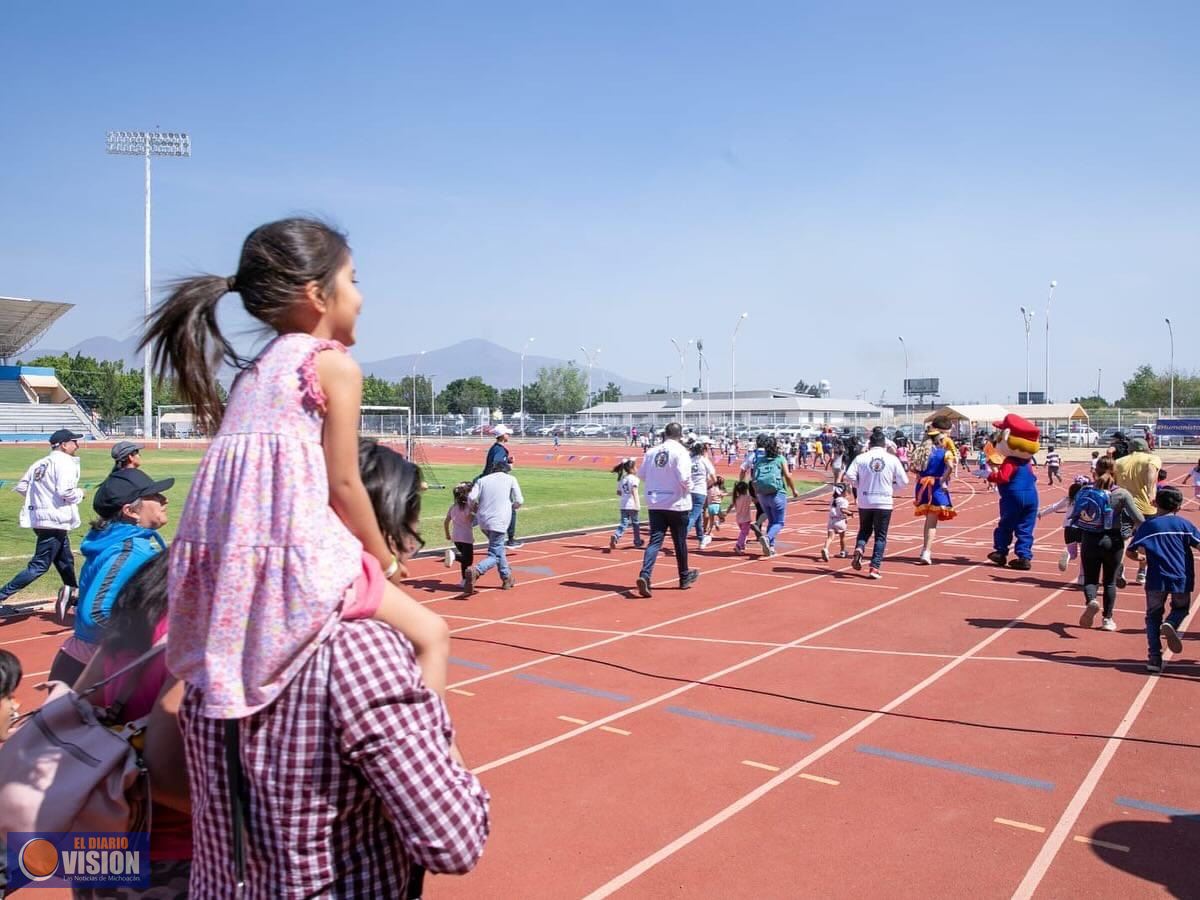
2, 1, 1196, 404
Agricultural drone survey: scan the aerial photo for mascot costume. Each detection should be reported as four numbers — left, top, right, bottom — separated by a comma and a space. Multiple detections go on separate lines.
984, 413, 1040, 570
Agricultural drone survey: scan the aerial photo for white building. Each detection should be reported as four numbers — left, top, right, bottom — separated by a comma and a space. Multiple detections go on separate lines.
579, 389, 886, 429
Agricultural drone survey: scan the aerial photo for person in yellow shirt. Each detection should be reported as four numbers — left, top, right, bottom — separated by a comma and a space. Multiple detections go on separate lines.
1114, 437, 1163, 584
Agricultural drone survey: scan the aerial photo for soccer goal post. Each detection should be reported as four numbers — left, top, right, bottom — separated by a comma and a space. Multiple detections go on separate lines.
360, 405, 414, 457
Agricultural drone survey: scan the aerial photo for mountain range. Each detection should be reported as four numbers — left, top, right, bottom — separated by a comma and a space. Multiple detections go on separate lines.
28, 335, 657, 394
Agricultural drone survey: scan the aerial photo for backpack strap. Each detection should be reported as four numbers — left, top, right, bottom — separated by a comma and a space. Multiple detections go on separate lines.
78, 640, 168, 722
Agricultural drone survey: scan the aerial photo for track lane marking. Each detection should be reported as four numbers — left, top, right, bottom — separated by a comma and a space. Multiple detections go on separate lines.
994, 818, 1045, 833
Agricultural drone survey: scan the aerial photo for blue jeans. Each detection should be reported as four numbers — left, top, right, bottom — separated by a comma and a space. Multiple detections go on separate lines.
1146, 590, 1191, 656
687, 492, 706, 542
475, 530, 511, 581
854, 508, 893, 570
639, 509, 689, 582
0, 528, 77, 601
613, 510, 643, 546
762, 491, 787, 547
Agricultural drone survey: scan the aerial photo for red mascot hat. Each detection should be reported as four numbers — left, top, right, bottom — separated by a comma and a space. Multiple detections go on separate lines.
993, 413, 1040, 458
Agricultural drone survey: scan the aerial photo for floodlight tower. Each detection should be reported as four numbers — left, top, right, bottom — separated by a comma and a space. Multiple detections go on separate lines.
105, 130, 191, 438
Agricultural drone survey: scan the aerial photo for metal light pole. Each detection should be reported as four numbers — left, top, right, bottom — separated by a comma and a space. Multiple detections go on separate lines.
670, 338, 687, 423
1019, 307, 1035, 404
579, 346, 600, 422
1044, 279, 1057, 401
430, 375, 436, 420
519, 337, 535, 436
411, 350, 425, 414
105, 130, 191, 439
898, 335, 909, 432
1165, 318, 1175, 415
731, 313, 748, 431
1096, 368, 1102, 401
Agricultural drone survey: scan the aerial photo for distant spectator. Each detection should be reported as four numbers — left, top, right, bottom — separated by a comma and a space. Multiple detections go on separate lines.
111, 440, 144, 472
482, 425, 521, 548
0, 429, 84, 617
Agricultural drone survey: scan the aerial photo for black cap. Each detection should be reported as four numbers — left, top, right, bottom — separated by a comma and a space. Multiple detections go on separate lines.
93, 469, 175, 518
49, 429, 83, 446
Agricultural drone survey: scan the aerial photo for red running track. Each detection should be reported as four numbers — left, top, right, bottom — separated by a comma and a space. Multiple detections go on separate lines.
3, 462, 1198, 898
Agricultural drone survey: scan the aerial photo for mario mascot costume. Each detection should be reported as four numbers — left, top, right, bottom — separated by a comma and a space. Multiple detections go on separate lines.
985, 413, 1040, 570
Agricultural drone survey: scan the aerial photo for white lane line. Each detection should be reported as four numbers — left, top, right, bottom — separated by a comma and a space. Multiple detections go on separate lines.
579, 585, 1063, 899
995, 817, 1045, 833
798, 773, 839, 786
741, 760, 781, 773
945, 591, 1019, 603
1012, 604, 1199, 898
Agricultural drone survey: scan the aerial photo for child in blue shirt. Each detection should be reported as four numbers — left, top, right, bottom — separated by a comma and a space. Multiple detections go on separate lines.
1127, 486, 1200, 672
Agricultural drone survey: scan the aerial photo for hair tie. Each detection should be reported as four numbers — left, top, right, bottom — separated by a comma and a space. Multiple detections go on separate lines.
226, 275, 238, 292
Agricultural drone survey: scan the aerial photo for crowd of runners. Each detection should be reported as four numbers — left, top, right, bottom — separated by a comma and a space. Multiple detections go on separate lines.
0, 217, 1195, 895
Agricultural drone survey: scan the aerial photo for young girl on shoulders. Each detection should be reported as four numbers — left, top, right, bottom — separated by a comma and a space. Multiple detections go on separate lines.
142, 217, 449, 718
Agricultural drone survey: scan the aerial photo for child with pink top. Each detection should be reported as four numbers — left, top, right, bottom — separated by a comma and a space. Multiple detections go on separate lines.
142, 218, 449, 719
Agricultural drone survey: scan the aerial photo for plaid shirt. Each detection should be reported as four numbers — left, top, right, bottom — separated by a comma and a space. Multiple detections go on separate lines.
179, 620, 490, 898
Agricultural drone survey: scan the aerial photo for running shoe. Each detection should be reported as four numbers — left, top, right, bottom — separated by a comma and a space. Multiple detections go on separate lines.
501, 574, 516, 590
1008, 558, 1032, 571
1101, 617, 1117, 632
1116, 570, 1127, 589
852, 549, 864, 571
462, 568, 477, 597
987, 550, 1007, 567
1161, 622, 1184, 654
1146, 655, 1163, 673
54, 586, 77, 625
608, 535, 618, 553
1079, 599, 1100, 628
442, 548, 455, 569
837, 550, 848, 558
918, 551, 932, 566
1136, 570, 1147, 586
1057, 549, 1070, 572
758, 534, 772, 557
820, 547, 829, 562
636, 576, 652, 598
633, 542, 646, 549
506, 541, 525, 550
700, 535, 713, 549
679, 569, 700, 590
868, 567, 882, 580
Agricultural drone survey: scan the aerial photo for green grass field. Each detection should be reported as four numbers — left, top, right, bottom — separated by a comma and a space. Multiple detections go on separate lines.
0, 446, 818, 604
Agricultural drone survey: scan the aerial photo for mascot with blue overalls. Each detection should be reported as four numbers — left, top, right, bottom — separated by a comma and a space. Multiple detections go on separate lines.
985, 413, 1040, 570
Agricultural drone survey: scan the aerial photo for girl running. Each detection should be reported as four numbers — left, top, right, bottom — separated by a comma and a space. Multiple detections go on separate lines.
705, 476, 726, 535
609, 458, 644, 550
443, 481, 476, 587
1075, 463, 1144, 632
142, 217, 449, 718
729, 481, 755, 554
1183, 458, 1200, 506
821, 483, 853, 561
1039, 478, 1087, 583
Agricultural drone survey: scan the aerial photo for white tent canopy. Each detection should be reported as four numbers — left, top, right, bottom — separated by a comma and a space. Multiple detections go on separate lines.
924, 403, 1089, 426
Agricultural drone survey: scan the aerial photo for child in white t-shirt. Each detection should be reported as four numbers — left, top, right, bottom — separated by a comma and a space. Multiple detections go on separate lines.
821, 483, 853, 561
442, 482, 477, 586
1182, 458, 1200, 503
608, 459, 644, 550
1038, 479, 1087, 582
704, 476, 727, 535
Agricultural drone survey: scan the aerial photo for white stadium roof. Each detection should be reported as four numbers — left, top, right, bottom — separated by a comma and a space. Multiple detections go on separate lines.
0, 296, 74, 361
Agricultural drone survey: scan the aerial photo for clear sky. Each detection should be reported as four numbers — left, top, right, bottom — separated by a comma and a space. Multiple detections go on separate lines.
2, 1, 1196, 404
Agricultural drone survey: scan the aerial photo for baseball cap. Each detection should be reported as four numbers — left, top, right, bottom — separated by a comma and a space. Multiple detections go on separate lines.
111, 440, 144, 462
1130, 437, 1150, 452
93, 469, 175, 518
49, 429, 83, 446
493, 424, 512, 437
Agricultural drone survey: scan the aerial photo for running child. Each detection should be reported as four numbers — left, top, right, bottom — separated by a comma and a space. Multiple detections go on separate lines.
142, 217, 450, 717
729, 481, 756, 554
1090, 450, 1100, 475
1126, 486, 1200, 672
820, 483, 853, 561
1038, 478, 1086, 582
704, 476, 726, 535
609, 458, 644, 550
1182, 458, 1200, 507
1045, 445, 1063, 485
443, 481, 476, 586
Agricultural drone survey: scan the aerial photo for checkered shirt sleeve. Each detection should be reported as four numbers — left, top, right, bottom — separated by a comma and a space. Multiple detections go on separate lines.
180, 620, 490, 898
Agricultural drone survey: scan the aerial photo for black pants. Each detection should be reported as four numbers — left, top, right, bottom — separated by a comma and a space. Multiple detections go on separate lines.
48, 649, 87, 685
854, 508, 893, 570
1047, 466, 1062, 485
1080, 530, 1124, 617
0, 528, 77, 602
639, 509, 689, 581
454, 541, 475, 580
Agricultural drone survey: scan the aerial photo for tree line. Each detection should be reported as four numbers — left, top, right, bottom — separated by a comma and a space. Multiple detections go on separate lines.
21, 353, 623, 420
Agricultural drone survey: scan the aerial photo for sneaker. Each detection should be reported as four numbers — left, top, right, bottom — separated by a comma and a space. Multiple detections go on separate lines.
633, 542, 646, 549
1116, 572, 1128, 589
1146, 655, 1163, 673
1101, 617, 1117, 632
734, 546, 745, 555
1008, 558, 1032, 571
501, 574, 516, 590
679, 569, 700, 590
700, 536, 712, 549
608, 535, 618, 553
820, 547, 829, 562
1136, 570, 1147, 586
1057, 549, 1070, 572
54, 586, 77, 625
462, 568, 477, 597
852, 549, 864, 571
1161, 622, 1183, 654
1079, 599, 1100, 628
767, 546, 777, 558
918, 551, 932, 566
443, 548, 456, 569
636, 576, 652, 598
506, 541, 524, 550
987, 550, 1008, 567
837, 550, 848, 559
868, 567, 882, 580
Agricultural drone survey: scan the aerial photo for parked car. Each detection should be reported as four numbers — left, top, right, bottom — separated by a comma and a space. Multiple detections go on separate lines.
536, 422, 566, 436
1053, 427, 1100, 447
467, 424, 494, 436
572, 423, 605, 437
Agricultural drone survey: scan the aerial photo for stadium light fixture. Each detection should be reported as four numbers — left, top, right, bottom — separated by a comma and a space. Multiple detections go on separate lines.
731, 313, 748, 430
106, 130, 192, 439
1044, 280, 1057, 402
1019, 306, 1035, 404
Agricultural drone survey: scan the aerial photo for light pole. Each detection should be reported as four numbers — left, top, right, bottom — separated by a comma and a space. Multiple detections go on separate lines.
1096, 368, 1102, 401
430, 375, 437, 420
731, 312, 748, 431
411, 350, 425, 415
1165, 318, 1175, 415
579, 346, 600, 422
105, 130, 191, 438
1019, 307, 1035, 403
670, 338, 688, 423
519, 337, 535, 436
1044, 279, 1057, 401
898, 335, 909, 432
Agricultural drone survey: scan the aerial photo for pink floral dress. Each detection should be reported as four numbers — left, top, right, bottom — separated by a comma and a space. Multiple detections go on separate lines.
167, 332, 362, 718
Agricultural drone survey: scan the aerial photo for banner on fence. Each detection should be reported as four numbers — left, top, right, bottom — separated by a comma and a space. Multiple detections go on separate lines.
1155, 418, 1200, 438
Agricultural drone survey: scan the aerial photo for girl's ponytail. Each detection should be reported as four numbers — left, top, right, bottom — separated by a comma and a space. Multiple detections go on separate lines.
140, 274, 240, 434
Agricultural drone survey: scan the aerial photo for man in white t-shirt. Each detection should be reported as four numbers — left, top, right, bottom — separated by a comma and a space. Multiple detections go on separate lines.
464, 462, 524, 594
844, 429, 909, 579
636, 423, 700, 597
